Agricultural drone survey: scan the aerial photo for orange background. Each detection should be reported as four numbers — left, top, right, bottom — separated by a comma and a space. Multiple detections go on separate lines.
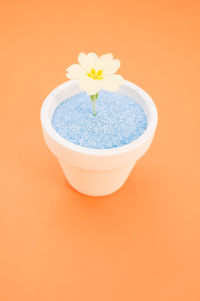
0, 1, 200, 300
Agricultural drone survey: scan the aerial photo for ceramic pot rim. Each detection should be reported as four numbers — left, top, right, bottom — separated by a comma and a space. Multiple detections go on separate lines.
40, 79, 158, 157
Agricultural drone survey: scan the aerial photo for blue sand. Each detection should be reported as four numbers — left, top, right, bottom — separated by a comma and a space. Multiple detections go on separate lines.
51, 91, 147, 149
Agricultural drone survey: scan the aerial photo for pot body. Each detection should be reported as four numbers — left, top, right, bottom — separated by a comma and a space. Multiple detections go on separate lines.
58, 159, 135, 196
41, 80, 158, 196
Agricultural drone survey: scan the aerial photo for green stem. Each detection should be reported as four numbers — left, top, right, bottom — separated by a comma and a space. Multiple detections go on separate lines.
92, 99, 96, 116
90, 93, 98, 116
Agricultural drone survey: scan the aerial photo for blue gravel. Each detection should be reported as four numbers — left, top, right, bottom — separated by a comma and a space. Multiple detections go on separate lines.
51, 90, 147, 149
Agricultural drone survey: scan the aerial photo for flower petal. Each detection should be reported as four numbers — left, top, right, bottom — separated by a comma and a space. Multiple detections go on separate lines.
98, 53, 113, 62
96, 58, 120, 76
78, 52, 98, 72
65, 64, 85, 80
100, 74, 124, 91
78, 77, 101, 95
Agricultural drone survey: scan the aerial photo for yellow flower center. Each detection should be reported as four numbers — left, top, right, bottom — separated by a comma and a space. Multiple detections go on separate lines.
87, 68, 103, 80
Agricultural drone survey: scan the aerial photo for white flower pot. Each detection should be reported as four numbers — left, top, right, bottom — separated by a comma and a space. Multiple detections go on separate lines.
40, 80, 158, 196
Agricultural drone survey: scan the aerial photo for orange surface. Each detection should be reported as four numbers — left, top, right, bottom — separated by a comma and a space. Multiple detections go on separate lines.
0, 1, 200, 300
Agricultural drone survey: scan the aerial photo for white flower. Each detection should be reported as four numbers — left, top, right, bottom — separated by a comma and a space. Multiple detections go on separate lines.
65, 52, 124, 95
